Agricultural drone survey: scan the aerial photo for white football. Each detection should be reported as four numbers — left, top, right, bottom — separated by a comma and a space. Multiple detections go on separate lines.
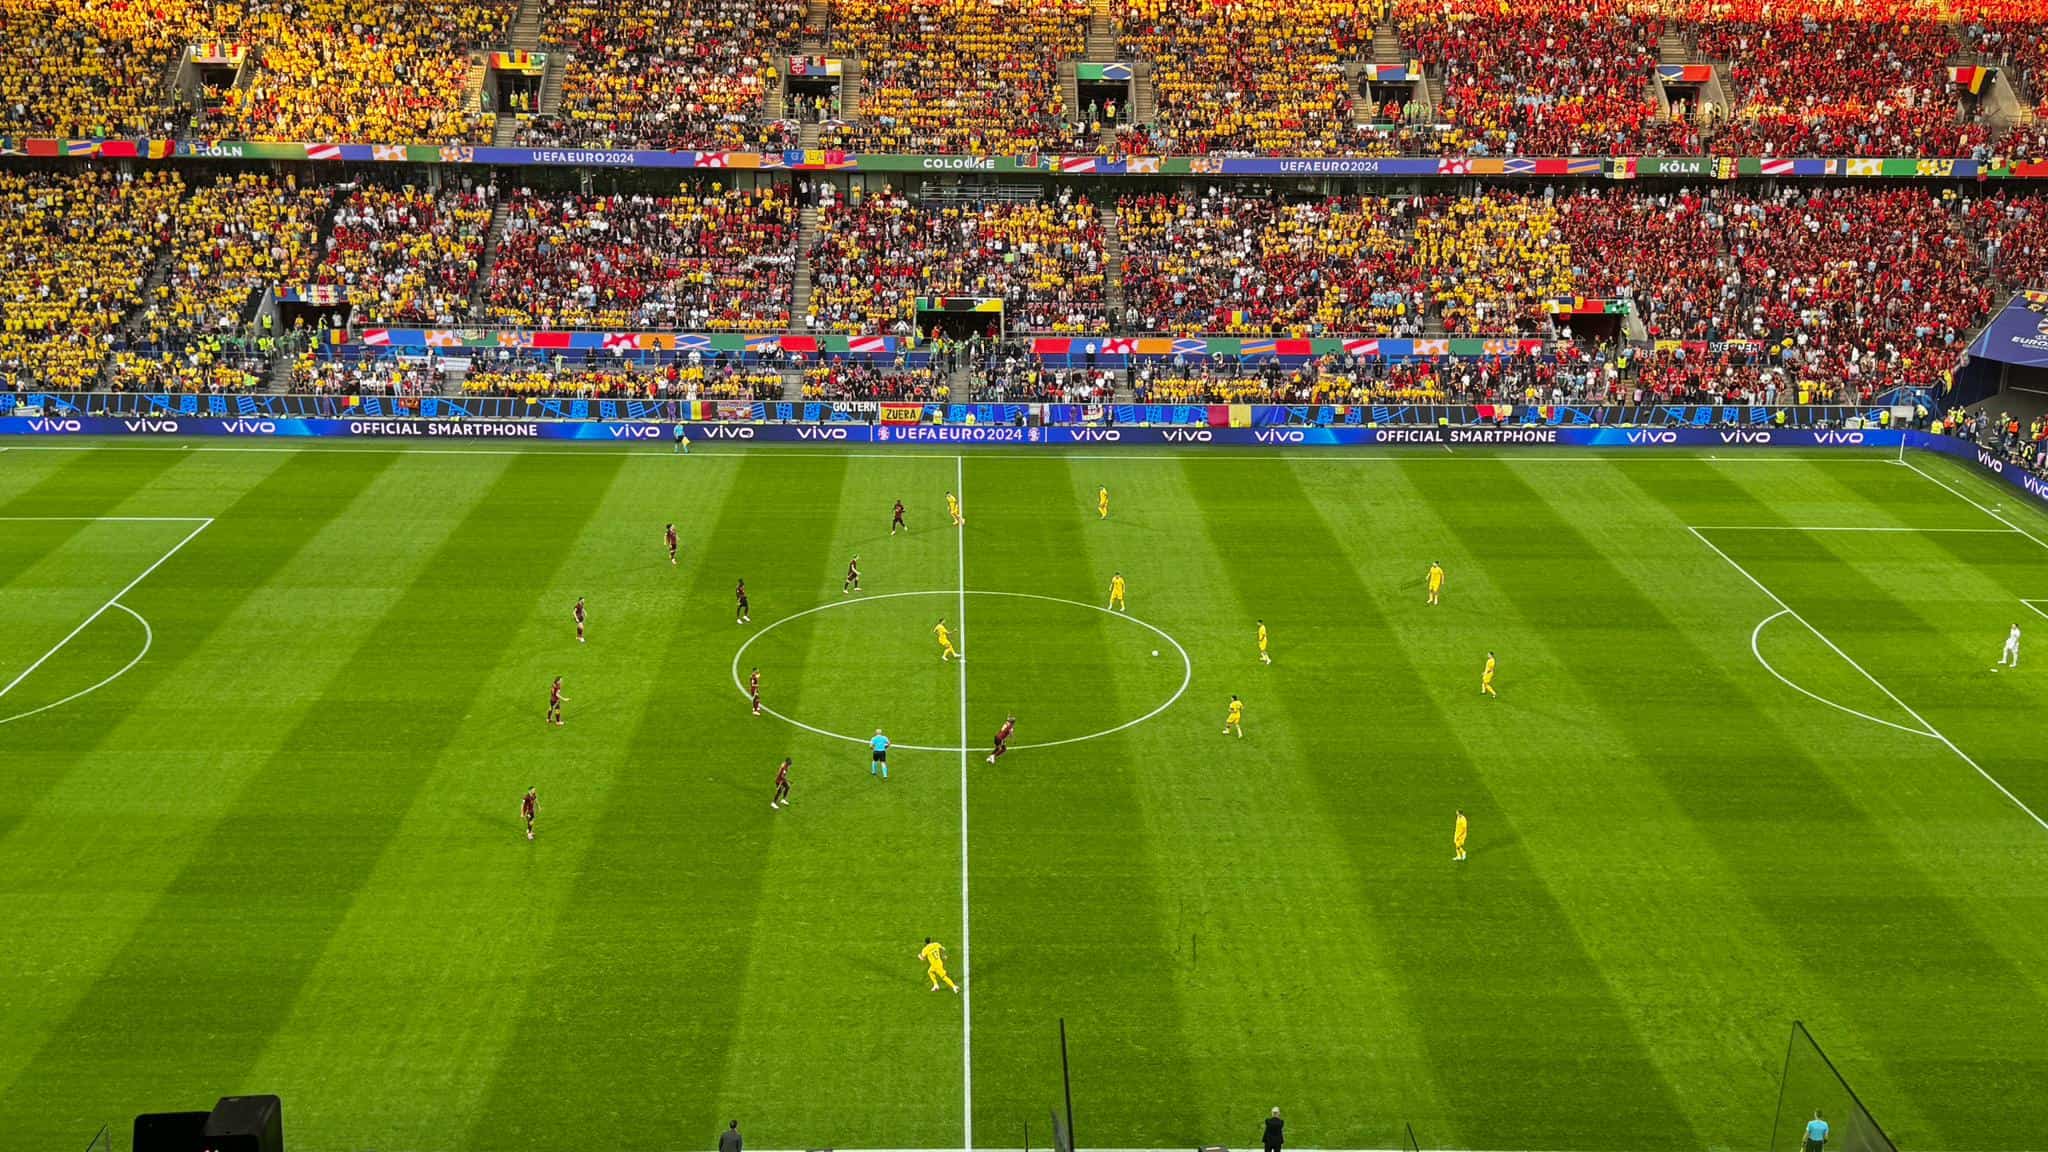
1151, 649, 1160, 657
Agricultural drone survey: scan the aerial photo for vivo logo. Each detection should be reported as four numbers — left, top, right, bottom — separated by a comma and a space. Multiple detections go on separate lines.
1071, 429, 1121, 442
123, 419, 180, 433
1718, 430, 1771, 444
700, 426, 756, 440
2023, 473, 2047, 499
1161, 429, 1212, 443
1254, 429, 1306, 444
27, 419, 80, 433
222, 420, 276, 435
608, 425, 661, 439
1980, 450, 2006, 474
1812, 431, 1864, 446
1625, 429, 1679, 445
796, 427, 849, 440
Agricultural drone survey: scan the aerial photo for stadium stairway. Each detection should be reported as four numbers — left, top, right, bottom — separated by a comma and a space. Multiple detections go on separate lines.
1657, 29, 1690, 65
1372, 20, 1406, 65
468, 198, 514, 322
1086, 0, 1115, 61
842, 59, 863, 121
1061, 62, 1081, 124
510, 0, 544, 52
1100, 202, 1125, 323
1132, 63, 1154, 126
794, 202, 818, 325
804, 0, 827, 47
539, 55, 565, 116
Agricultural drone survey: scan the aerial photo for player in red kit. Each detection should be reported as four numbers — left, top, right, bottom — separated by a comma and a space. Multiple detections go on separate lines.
985, 714, 1016, 763
843, 555, 861, 594
891, 499, 906, 535
735, 579, 750, 623
666, 523, 679, 566
522, 786, 538, 840
547, 676, 567, 727
573, 596, 587, 643
771, 757, 792, 809
749, 666, 763, 716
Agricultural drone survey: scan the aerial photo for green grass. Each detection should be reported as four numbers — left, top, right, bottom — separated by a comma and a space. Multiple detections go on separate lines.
3, 441, 2047, 1152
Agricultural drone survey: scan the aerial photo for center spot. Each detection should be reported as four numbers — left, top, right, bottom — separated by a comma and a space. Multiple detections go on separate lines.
732, 590, 1192, 752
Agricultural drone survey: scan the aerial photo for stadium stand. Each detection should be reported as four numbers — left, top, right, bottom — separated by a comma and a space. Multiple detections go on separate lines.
483, 183, 798, 330
801, 361, 944, 400
819, 0, 1087, 155
313, 181, 493, 325
521, 0, 801, 150
0, 0, 205, 138
465, 352, 783, 396
0, 169, 183, 391
805, 188, 1107, 334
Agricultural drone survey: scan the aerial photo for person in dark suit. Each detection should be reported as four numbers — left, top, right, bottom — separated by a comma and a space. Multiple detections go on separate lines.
1262, 1107, 1284, 1152
718, 1120, 742, 1152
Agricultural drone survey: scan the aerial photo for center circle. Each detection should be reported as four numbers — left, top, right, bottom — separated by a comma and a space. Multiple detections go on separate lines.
731, 590, 1194, 753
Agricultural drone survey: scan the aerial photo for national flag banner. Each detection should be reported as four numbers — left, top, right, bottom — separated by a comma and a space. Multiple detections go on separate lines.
688, 401, 712, 421
1504, 157, 1536, 175
879, 404, 923, 424
1239, 339, 1277, 357
745, 335, 783, 351
360, 328, 391, 346
1275, 339, 1314, 356
1847, 158, 1882, 176
1134, 337, 1174, 355
1481, 340, 1509, 355
675, 334, 712, 351
1916, 159, 1955, 177
1564, 157, 1601, 175
1059, 156, 1097, 173
346, 394, 361, 407
305, 143, 342, 161
1949, 65, 1991, 95
1228, 404, 1254, 428
781, 335, 819, 354
1171, 337, 1206, 356
496, 331, 522, 347
1031, 337, 1069, 355
373, 144, 407, 161
1103, 338, 1136, 355
144, 139, 174, 159
99, 140, 138, 158
63, 139, 100, 156
757, 152, 786, 169
1438, 157, 1470, 175
439, 146, 474, 163
25, 138, 59, 157
1469, 158, 1505, 175
603, 333, 641, 351
1415, 339, 1450, 356
425, 330, 460, 347
1760, 158, 1794, 175
698, 152, 730, 168
1607, 157, 1638, 180
847, 335, 888, 354
1342, 338, 1380, 357
1127, 156, 1160, 174
530, 331, 574, 350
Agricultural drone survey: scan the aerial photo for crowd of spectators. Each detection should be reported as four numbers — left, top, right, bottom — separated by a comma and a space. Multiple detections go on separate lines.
801, 361, 944, 400
1943, 407, 2048, 479
1969, 192, 2048, 293
806, 188, 1107, 334
462, 350, 783, 396
197, 0, 512, 143
1413, 192, 1570, 334
289, 351, 446, 394
0, 169, 180, 391
1395, 0, 1695, 157
313, 181, 492, 324
820, 0, 1086, 155
524, 0, 800, 150
484, 183, 797, 330
0, 0, 211, 139
1118, 0, 1376, 157
132, 172, 329, 350
1117, 188, 1430, 336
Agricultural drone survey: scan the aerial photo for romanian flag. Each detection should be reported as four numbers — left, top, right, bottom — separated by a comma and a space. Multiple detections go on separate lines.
1949, 65, 1991, 96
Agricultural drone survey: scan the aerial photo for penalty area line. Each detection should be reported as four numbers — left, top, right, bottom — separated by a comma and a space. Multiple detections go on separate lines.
1688, 525, 2048, 836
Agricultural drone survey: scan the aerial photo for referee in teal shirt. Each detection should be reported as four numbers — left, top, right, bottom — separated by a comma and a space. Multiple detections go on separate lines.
1802, 1110, 1829, 1152
870, 730, 890, 779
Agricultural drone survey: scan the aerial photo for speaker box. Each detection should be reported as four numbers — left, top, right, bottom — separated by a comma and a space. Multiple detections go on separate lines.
133, 1111, 210, 1152
204, 1094, 283, 1152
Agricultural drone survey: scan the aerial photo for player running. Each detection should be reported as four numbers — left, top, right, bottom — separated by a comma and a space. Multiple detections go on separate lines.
573, 596, 587, 644
1223, 693, 1243, 737
666, 522, 679, 566
522, 786, 538, 841
547, 676, 567, 727
1257, 619, 1271, 665
1454, 809, 1468, 862
843, 555, 861, 594
919, 937, 960, 993
891, 499, 907, 535
749, 667, 763, 716
946, 490, 964, 526
1108, 571, 1126, 612
985, 714, 1016, 764
1097, 485, 1110, 520
1427, 561, 1445, 605
736, 578, 751, 624
2000, 623, 2022, 668
771, 757, 792, 810
1481, 651, 1497, 697
934, 619, 961, 662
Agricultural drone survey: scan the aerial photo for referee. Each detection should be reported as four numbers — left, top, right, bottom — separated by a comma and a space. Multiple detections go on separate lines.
870, 729, 890, 780
1802, 1110, 1829, 1152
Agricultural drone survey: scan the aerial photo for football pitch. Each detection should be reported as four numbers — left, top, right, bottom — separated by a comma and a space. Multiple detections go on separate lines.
3, 440, 2047, 1152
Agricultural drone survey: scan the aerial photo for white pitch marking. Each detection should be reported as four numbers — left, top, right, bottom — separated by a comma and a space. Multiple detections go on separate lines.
0, 515, 213, 522
954, 454, 972, 1152
1687, 525, 2019, 534
2021, 599, 2048, 624
727, 590, 1193, 753
1689, 525, 2048, 835
1901, 456, 2048, 554
0, 602, 151, 726
0, 518, 212, 702
1748, 610, 1938, 739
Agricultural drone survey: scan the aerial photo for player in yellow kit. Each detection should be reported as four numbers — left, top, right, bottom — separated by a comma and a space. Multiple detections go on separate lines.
1108, 571, 1126, 612
946, 490, 963, 526
1097, 485, 1110, 519
1257, 620, 1271, 664
919, 937, 960, 993
1481, 651, 1496, 696
1454, 809, 1468, 861
935, 619, 961, 662
1223, 693, 1243, 737
1427, 561, 1445, 605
